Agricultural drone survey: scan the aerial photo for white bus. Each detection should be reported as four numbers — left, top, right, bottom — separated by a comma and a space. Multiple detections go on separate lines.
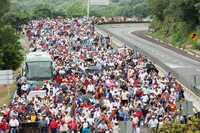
23, 51, 54, 81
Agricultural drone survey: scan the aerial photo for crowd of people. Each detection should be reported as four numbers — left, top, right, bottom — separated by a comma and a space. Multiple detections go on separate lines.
0, 18, 185, 133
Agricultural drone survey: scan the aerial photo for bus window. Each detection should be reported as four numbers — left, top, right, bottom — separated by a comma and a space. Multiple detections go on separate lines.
26, 61, 53, 80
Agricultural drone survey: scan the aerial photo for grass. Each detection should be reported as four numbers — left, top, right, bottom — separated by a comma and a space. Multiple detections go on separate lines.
0, 84, 16, 106
147, 31, 200, 58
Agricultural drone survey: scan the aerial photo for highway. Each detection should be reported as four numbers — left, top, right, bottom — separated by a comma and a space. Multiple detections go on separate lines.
99, 23, 200, 110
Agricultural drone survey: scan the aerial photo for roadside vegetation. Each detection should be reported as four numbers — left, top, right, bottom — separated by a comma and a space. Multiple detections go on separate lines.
0, 0, 24, 70
148, 0, 200, 51
158, 117, 200, 133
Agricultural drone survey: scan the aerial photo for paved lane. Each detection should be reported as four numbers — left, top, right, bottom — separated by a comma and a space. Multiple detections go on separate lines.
99, 24, 200, 95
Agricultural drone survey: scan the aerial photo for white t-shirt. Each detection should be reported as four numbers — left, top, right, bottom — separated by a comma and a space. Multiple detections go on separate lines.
21, 84, 29, 91
94, 110, 101, 119
83, 122, 89, 128
121, 91, 128, 100
87, 118, 94, 126
141, 95, 149, 103
9, 119, 19, 127
148, 118, 158, 128
60, 123, 69, 132
87, 84, 95, 93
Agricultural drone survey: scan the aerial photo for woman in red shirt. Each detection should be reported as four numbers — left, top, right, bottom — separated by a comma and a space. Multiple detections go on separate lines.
49, 118, 59, 133
0, 118, 10, 133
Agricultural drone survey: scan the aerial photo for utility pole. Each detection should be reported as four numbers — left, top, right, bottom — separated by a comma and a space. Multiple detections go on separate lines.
87, 0, 90, 18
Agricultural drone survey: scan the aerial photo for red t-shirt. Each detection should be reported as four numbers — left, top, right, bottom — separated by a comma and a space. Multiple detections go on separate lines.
55, 75, 63, 84
50, 120, 58, 129
68, 120, 78, 130
135, 111, 143, 119
0, 122, 9, 131
134, 80, 141, 87
136, 89, 144, 97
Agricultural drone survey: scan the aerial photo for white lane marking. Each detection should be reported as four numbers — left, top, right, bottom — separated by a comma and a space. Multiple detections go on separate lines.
165, 63, 185, 69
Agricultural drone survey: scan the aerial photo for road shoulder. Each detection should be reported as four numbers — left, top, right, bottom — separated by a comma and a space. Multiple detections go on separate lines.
133, 31, 200, 62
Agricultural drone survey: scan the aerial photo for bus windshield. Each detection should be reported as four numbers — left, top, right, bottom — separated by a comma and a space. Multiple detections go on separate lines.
26, 61, 53, 80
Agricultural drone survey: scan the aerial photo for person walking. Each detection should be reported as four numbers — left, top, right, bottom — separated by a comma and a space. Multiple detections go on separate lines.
49, 118, 59, 133
0, 118, 9, 133
148, 116, 159, 133
9, 117, 19, 133
39, 115, 48, 133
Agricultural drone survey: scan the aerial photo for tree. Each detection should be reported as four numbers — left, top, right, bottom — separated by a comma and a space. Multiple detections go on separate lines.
149, 0, 200, 49
0, 0, 9, 17
133, 2, 149, 18
33, 4, 53, 19
149, 0, 169, 21
0, 0, 24, 70
64, 0, 87, 17
195, 2, 200, 24
2, 10, 31, 31
164, 0, 199, 27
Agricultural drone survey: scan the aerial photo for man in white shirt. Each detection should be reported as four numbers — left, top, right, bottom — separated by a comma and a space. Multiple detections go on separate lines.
9, 117, 19, 133
93, 108, 101, 120
21, 83, 29, 93
121, 90, 128, 105
148, 116, 159, 133
87, 83, 95, 93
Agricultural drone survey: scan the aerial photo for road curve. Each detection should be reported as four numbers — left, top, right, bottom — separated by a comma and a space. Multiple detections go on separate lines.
99, 23, 200, 95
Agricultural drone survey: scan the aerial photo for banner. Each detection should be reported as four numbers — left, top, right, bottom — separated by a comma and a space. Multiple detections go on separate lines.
90, 0, 110, 6
27, 90, 46, 100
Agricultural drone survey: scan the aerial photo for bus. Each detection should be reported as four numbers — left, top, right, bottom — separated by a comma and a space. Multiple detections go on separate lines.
20, 51, 54, 99
23, 51, 54, 82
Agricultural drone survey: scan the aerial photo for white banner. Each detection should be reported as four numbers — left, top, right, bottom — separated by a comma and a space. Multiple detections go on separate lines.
27, 90, 46, 100
90, 0, 110, 6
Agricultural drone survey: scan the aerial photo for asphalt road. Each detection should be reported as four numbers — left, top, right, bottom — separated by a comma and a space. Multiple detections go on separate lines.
99, 23, 200, 95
